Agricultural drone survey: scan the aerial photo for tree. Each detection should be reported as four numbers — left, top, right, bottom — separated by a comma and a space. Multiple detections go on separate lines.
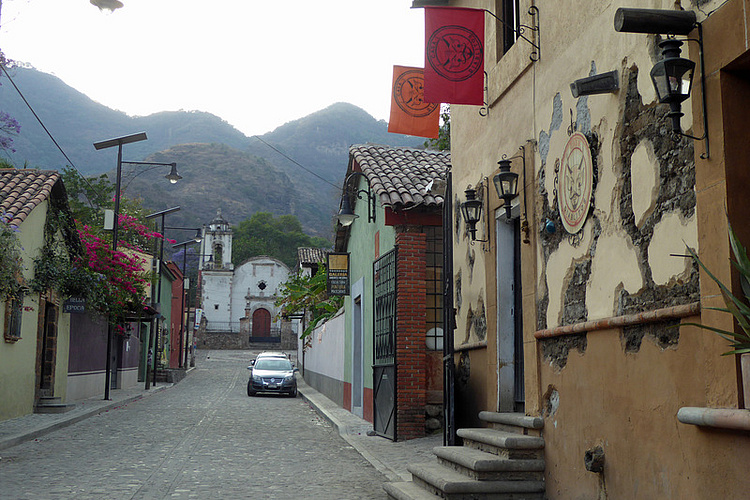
275, 266, 343, 339
232, 212, 330, 268
57, 167, 170, 332
424, 104, 450, 151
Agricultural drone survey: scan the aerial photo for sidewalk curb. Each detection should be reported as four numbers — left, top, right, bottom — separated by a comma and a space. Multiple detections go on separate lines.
297, 379, 403, 482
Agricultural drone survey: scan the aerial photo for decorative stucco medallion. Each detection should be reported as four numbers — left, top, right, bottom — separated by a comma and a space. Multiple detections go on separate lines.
557, 132, 594, 234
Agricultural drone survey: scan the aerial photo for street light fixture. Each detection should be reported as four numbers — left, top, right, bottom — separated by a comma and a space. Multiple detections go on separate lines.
165, 226, 202, 243
335, 172, 376, 227
93, 132, 147, 400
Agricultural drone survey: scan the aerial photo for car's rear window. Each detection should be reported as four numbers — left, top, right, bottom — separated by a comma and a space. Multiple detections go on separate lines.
254, 359, 292, 371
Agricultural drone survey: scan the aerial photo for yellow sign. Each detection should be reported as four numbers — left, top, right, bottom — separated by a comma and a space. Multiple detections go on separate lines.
327, 253, 350, 296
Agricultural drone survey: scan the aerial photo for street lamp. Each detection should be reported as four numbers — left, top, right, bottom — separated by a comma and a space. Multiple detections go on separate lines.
93, 132, 147, 400
335, 172, 376, 226
94, 132, 184, 397
165, 226, 202, 243
172, 238, 199, 369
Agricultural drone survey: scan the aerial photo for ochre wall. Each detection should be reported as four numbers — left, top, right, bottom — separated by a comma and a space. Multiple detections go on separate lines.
449, 0, 750, 498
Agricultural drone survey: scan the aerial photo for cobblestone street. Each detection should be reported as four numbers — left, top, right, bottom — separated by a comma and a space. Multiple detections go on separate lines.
0, 351, 388, 499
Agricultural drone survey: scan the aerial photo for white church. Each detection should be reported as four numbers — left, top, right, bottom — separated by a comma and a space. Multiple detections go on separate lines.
197, 209, 292, 347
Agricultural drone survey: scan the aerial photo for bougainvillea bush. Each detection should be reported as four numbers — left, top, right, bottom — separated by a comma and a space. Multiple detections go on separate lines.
76, 222, 154, 328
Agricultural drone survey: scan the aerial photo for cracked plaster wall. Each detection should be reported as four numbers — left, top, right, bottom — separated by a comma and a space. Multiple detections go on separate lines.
537, 53, 698, 368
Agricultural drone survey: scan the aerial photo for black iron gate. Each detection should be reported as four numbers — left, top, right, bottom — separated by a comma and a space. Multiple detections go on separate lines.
373, 248, 397, 440
443, 171, 456, 446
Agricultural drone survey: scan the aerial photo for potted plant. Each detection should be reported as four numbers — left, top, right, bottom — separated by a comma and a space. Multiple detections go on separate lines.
685, 224, 750, 406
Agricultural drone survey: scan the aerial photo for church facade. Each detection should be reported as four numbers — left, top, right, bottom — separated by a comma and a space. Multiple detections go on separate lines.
197, 210, 292, 348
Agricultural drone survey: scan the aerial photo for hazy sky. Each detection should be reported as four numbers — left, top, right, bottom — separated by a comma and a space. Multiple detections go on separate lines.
0, 0, 425, 137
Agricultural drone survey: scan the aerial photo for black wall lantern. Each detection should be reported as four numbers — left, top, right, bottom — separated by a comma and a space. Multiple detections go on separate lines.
492, 158, 519, 219
650, 39, 695, 134
335, 171, 376, 227
460, 186, 484, 241
614, 7, 708, 158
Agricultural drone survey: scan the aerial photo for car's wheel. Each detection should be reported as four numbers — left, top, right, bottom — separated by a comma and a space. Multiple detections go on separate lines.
288, 386, 297, 398
247, 380, 256, 397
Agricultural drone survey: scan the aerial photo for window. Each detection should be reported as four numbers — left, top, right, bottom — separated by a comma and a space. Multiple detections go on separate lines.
214, 304, 219, 310
425, 226, 444, 351
4, 297, 23, 343
497, 0, 520, 58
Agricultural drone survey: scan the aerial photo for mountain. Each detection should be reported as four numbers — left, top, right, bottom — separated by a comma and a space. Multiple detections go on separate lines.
0, 65, 426, 238
251, 102, 429, 190
0, 65, 253, 173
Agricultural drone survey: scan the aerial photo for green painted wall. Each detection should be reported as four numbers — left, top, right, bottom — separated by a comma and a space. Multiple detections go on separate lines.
342, 175, 396, 392
157, 268, 174, 367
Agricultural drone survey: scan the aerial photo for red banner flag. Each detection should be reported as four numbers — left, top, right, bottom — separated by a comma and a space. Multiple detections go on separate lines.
424, 6, 485, 106
388, 66, 440, 139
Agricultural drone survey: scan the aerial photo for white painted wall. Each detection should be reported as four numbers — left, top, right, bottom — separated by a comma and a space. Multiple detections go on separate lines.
231, 257, 290, 326
302, 310, 345, 382
201, 271, 232, 324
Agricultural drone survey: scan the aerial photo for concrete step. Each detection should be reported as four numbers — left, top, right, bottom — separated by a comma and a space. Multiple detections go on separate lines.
34, 397, 75, 414
384, 480, 441, 500
409, 462, 546, 500
457, 428, 544, 459
479, 412, 544, 435
434, 446, 545, 481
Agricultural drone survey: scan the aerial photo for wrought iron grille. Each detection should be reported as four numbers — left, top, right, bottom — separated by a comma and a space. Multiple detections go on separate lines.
425, 226, 444, 351
373, 248, 397, 366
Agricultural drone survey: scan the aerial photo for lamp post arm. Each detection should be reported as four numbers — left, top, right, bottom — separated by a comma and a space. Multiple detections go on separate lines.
344, 171, 376, 224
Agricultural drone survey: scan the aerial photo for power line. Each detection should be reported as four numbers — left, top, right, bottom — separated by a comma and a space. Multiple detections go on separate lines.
0, 63, 107, 206
252, 135, 341, 191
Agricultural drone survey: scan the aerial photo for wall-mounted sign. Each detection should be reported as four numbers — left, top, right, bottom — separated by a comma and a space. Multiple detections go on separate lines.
327, 253, 350, 296
63, 297, 86, 314
558, 132, 594, 234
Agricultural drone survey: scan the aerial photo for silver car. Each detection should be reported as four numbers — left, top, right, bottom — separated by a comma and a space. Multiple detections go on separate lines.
247, 357, 297, 397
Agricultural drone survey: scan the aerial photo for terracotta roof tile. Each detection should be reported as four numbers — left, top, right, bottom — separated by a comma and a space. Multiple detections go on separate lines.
297, 247, 327, 266
349, 145, 450, 212
0, 169, 61, 227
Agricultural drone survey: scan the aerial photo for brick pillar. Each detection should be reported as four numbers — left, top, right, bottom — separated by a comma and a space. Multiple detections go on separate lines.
395, 229, 427, 440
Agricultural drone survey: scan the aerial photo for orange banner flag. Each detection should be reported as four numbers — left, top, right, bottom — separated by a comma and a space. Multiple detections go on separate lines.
387, 65, 440, 139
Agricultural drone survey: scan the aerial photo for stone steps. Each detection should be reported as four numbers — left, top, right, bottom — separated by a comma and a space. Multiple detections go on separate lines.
34, 396, 75, 414
384, 412, 546, 500
434, 446, 545, 481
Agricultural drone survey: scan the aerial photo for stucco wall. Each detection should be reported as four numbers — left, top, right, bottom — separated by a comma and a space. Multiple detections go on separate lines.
201, 270, 233, 325
343, 173, 397, 404
231, 257, 289, 329
0, 200, 72, 420
449, 0, 748, 497
301, 310, 345, 405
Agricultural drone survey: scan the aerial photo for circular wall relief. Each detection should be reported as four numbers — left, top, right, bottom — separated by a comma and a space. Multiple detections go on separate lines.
557, 132, 594, 234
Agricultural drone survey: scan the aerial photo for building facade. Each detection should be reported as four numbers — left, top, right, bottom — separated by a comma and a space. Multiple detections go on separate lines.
436, 0, 750, 497
198, 210, 291, 348
303, 145, 449, 441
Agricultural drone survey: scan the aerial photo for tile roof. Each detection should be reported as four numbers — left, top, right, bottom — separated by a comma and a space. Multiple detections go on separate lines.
349, 145, 450, 212
297, 247, 327, 266
0, 169, 61, 227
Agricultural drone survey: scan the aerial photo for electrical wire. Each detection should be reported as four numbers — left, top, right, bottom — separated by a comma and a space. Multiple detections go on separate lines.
0, 63, 107, 207
252, 135, 341, 191
1, 62, 343, 205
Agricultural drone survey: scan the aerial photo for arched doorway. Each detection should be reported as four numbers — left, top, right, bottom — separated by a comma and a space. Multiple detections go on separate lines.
252, 308, 271, 339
